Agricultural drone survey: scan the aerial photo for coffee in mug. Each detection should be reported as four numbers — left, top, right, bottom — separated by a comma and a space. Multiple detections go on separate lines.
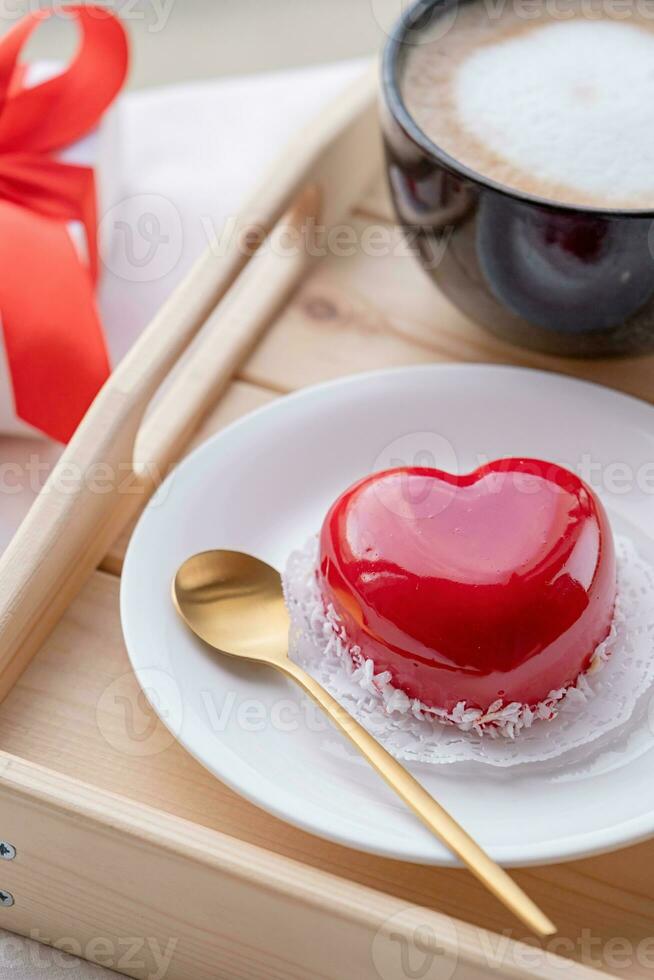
402, 1, 654, 208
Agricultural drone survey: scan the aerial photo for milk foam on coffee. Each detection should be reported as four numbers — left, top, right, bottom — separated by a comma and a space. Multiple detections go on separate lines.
402, 9, 654, 208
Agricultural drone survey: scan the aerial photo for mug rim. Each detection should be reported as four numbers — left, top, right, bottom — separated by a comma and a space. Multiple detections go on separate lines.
382, 0, 654, 220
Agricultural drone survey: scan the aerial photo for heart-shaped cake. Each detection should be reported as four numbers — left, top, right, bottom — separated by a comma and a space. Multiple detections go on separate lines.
319, 459, 616, 715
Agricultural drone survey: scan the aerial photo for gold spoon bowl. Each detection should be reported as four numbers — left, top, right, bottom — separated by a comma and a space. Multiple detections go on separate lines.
173, 548, 556, 938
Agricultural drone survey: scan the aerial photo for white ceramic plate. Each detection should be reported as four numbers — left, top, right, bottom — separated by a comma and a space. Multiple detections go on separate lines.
121, 365, 654, 866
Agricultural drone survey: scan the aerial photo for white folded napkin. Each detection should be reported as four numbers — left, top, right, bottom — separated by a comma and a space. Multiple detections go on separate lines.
99, 58, 367, 363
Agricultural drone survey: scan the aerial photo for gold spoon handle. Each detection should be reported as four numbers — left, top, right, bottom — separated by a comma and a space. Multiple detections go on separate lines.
282, 659, 556, 939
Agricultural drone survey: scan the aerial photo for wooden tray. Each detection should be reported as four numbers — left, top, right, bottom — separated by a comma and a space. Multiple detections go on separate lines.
1, 68, 653, 980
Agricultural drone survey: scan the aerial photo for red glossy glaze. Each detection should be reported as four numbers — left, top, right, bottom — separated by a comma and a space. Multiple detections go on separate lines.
319, 459, 616, 711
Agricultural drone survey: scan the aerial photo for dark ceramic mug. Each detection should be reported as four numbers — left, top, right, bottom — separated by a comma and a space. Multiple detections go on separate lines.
380, 0, 654, 357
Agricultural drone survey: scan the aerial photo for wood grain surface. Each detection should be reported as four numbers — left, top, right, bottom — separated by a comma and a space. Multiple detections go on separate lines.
1, 367, 653, 977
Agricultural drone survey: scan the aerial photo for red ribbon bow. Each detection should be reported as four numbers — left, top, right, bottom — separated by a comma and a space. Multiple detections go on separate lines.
0, 5, 128, 442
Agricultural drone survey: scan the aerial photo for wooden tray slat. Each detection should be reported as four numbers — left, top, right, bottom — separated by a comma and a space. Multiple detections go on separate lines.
241, 215, 654, 403
5, 747, 590, 980
102, 380, 278, 574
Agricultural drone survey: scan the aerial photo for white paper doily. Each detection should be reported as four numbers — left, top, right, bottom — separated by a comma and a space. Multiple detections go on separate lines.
283, 534, 654, 767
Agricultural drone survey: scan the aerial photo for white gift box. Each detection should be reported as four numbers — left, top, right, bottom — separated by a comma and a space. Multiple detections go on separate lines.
0, 61, 123, 438
0, 60, 364, 556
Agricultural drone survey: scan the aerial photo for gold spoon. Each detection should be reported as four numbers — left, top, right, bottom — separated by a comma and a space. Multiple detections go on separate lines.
173, 549, 556, 938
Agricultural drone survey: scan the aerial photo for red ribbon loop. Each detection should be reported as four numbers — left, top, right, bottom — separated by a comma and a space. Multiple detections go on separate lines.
0, 6, 128, 442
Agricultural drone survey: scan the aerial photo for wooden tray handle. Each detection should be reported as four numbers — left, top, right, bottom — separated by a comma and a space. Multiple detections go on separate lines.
0, 67, 378, 702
